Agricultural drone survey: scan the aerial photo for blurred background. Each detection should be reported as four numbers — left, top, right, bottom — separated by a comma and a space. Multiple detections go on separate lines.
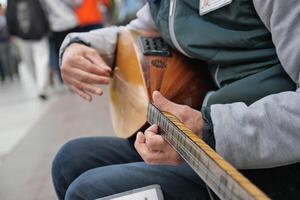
0, 0, 146, 199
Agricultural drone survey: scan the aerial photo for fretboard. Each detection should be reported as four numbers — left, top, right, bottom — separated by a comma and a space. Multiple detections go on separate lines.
147, 104, 270, 200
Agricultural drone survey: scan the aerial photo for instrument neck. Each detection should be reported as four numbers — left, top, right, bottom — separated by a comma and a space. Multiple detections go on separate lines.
147, 103, 269, 200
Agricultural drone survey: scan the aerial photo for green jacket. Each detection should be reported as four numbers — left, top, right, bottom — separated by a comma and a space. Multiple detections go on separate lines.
148, 0, 280, 87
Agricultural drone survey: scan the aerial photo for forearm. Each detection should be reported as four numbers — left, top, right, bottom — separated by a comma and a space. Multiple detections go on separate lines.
211, 89, 300, 169
59, 26, 121, 67
59, 3, 157, 67
201, 107, 215, 149
208, 0, 300, 169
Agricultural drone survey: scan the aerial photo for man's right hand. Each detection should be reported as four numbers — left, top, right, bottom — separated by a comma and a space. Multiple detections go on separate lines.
61, 43, 111, 101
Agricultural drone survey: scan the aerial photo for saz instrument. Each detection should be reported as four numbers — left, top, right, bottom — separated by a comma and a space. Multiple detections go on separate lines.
109, 30, 270, 200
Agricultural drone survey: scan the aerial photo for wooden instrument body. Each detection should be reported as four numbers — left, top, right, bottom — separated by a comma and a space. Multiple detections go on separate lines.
110, 30, 213, 138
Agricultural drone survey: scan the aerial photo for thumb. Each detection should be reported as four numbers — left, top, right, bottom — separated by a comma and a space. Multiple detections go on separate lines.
136, 132, 146, 144
152, 91, 180, 113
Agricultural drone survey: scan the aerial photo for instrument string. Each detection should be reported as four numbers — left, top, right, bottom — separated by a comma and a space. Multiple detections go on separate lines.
113, 73, 149, 106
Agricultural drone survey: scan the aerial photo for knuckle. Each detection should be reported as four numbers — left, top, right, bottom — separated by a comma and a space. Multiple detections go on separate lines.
178, 105, 191, 121
182, 105, 191, 113
74, 57, 82, 64
146, 142, 155, 151
85, 64, 93, 71
69, 56, 82, 64
76, 82, 84, 90
89, 49, 98, 55
148, 139, 159, 149
146, 137, 153, 145
145, 127, 152, 132
98, 77, 107, 84
80, 74, 89, 82
92, 87, 98, 93
144, 131, 150, 139
144, 156, 155, 165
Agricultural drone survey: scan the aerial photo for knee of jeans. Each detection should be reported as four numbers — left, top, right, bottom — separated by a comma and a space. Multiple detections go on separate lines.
51, 139, 84, 186
64, 181, 83, 200
64, 171, 107, 200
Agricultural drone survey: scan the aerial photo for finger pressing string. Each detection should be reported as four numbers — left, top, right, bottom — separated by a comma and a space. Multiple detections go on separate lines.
152, 91, 181, 113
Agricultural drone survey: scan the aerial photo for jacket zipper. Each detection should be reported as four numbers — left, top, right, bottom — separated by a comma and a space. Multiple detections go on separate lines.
169, 0, 191, 57
169, 0, 221, 89
214, 64, 221, 88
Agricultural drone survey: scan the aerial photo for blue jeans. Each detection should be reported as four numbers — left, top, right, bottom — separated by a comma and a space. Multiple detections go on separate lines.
52, 137, 211, 200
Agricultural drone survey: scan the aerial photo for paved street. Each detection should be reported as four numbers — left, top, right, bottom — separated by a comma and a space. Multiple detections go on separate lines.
0, 65, 114, 200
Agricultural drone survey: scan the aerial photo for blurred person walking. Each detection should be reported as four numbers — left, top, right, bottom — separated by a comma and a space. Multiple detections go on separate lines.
41, 0, 111, 85
40, 0, 79, 84
74, 0, 110, 32
115, 0, 146, 25
0, 3, 11, 83
6, 0, 50, 100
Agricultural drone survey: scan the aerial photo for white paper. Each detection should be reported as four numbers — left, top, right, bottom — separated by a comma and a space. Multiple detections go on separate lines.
199, 0, 232, 15
111, 188, 159, 200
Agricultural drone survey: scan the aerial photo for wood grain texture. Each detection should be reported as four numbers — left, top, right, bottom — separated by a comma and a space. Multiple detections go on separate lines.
110, 29, 214, 138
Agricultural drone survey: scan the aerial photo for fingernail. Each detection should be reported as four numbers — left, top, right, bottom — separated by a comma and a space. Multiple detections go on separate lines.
137, 132, 145, 141
137, 131, 143, 135
151, 124, 158, 129
104, 66, 111, 71
96, 89, 103, 95
104, 78, 110, 84
85, 96, 91, 101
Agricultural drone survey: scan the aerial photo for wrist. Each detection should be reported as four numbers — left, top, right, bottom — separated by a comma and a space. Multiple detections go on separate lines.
59, 37, 91, 66
194, 111, 204, 136
201, 106, 216, 149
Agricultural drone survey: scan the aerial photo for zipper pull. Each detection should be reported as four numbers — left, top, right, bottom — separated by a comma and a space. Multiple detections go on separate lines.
169, 0, 175, 17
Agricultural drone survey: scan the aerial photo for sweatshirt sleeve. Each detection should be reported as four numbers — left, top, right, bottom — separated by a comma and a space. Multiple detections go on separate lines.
59, 3, 157, 67
211, 0, 300, 169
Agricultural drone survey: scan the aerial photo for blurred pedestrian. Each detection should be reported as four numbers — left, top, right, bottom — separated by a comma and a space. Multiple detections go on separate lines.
48, 38, 62, 85
116, 0, 146, 25
40, 0, 80, 84
6, 0, 50, 100
8, 39, 21, 78
74, 0, 110, 32
0, 3, 12, 83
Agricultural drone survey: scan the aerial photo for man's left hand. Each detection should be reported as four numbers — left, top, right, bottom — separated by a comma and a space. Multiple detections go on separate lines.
134, 91, 204, 165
